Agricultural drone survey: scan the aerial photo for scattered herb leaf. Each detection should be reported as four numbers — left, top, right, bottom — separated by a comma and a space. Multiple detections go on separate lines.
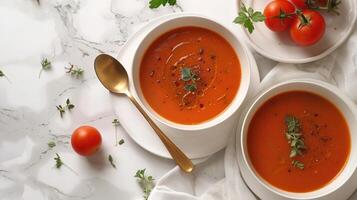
118, 139, 125, 145
292, 160, 304, 170
56, 98, 75, 118
135, 169, 155, 200
234, 4, 265, 33
54, 153, 64, 169
108, 154, 117, 169
48, 141, 56, 148
112, 119, 121, 146
65, 64, 84, 78
39, 58, 52, 78
0, 70, 4, 77
149, 0, 176, 9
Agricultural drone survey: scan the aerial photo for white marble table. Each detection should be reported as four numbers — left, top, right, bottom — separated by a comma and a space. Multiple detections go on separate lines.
0, 0, 297, 199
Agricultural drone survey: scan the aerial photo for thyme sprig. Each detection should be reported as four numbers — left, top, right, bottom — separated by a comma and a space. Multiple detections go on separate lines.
108, 154, 117, 169
285, 116, 306, 170
135, 169, 155, 200
39, 58, 52, 78
112, 119, 123, 146
65, 63, 84, 78
54, 153, 78, 175
56, 98, 75, 118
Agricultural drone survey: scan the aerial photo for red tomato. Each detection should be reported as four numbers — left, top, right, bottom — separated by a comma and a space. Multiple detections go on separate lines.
71, 126, 102, 156
290, 0, 307, 9
290, 10, 325, 46
264, 0, 296, 32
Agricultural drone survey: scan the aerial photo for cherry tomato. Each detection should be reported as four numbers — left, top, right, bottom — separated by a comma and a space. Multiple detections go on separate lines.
290, 10, 325, 46
71, 126, 102, 156
290, 0, 308, 9
264, 0, 296, 32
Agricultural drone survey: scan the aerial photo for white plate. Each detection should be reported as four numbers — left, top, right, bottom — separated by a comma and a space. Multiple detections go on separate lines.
110, 13, 261, 159
236, 0, 357, 63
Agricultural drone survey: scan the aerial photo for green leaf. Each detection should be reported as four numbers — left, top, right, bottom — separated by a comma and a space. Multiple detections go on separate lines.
54, 153, 63, 169
108, 155, 117, 169
181, 67, 192, 81
184, 84, 197, 92
251, 11, 266, 22
118, 139, 125, 145
0, 70, 4, 77
149, 0, 170, 8
234, 4, 265, 34
48, 141, 56, 148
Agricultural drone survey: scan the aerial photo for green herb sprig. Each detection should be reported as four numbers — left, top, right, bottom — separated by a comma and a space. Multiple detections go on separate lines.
234, 4, 265, 33
56, 98, 75, 118
54, 153, 78, 174
65, 64, 84, 78
108, 154, 117, 169
285, 116, 306, 170
149, 0, 176, 9
39, 58, 52, 78
181, 67, 199, 92
135, 169, 155, 200
112, 119, 124, 146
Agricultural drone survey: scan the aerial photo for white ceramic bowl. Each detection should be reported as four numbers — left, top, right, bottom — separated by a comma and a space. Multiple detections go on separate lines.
240, 80, 357, 199
131, 15, 251, 131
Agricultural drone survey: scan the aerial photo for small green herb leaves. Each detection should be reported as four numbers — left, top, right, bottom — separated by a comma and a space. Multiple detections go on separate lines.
181, 67, 199, 92
118, 139, 125, 145
285, 116, 305, 158
56, 98, 75, 118
135, 169, 155, 200
149, 0, 176, 9
292, 160, 304, 170
54, 153, 64, 169
234, 4, 265, 33
285, 116, 306, 170
39, 58, 52, 78
65, 64, 84, 78
0, 70, 4, 77
48, 141, 56, 148
108, 154, 117, 169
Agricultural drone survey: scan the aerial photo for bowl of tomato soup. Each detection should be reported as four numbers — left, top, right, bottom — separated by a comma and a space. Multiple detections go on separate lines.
131, 15, 251, 130
241, 80, 357, 199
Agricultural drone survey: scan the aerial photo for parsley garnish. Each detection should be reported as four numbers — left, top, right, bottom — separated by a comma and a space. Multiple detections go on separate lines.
65, 63, 84, 78
108, 154, 117, 169
149, 0, 176, 9
285, 116, 306, 169
56, 98, 75, 118
234, 4, 265, 33
135, 169, 155, 200
181, 67, 199, 92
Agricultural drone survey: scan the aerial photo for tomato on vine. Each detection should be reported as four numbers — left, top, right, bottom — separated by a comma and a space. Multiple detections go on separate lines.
264, 0, 296, 32
290, 10, 326, 46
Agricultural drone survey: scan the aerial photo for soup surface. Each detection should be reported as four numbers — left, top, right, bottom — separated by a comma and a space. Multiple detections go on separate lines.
247, 91, 350, 192
140, 26, 241, 124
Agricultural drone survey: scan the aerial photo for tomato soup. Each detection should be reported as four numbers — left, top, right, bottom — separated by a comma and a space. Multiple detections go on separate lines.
247, 91, 350, 193
140, 27, 241, 124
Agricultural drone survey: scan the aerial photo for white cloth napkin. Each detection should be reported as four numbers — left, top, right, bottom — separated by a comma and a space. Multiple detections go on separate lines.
149, 25, 357, 200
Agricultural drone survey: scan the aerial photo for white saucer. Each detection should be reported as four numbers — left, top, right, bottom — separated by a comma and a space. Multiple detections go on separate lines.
235, 0, 357, 63
110, 13, 261, 159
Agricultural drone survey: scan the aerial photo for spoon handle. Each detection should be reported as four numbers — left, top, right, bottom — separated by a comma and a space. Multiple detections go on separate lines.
128, 95, 194, 173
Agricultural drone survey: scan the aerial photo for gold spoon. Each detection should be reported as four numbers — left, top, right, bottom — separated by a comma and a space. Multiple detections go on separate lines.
94, 54, 194, 173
